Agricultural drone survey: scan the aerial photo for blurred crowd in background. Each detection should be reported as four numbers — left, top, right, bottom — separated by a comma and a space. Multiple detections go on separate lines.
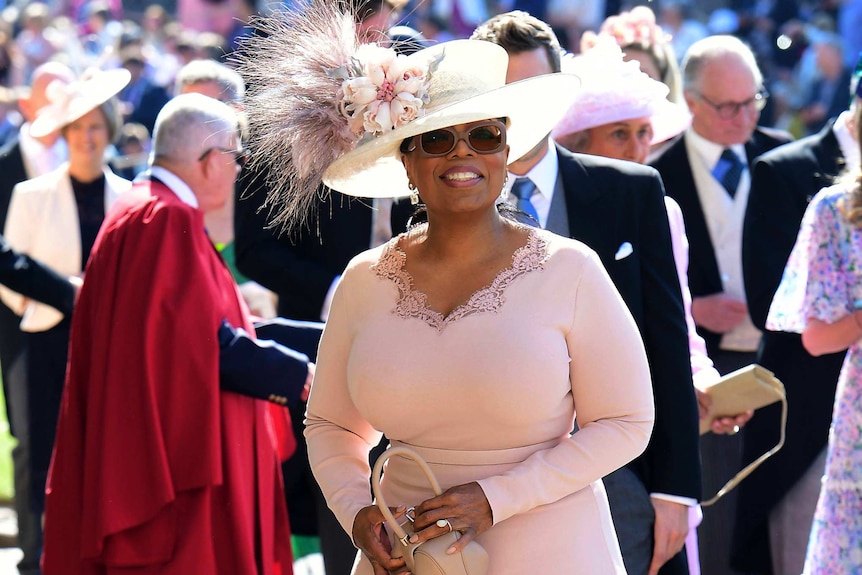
0, 0, 858, 156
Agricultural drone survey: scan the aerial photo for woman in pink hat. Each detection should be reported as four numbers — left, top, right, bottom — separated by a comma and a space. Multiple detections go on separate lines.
552, 39, 755, 575
0, 67, 132, 519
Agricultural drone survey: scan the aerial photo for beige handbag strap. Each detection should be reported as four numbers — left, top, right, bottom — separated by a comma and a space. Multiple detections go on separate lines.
372, 445, 444, 542
701, 390, 788, 507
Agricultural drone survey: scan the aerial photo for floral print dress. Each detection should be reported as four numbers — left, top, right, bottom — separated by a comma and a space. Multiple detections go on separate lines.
767, 184, 862, 574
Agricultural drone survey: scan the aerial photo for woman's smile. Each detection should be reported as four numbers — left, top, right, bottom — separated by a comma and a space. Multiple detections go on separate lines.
440, 165, 484, 187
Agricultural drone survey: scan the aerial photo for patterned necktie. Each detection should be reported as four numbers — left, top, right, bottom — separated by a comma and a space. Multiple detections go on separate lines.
510, 177, 539, 222
713, 148, 744, 198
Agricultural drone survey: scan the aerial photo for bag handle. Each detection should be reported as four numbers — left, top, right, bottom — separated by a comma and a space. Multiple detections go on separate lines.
701, 388, 787, 506
372, 445, 443, 543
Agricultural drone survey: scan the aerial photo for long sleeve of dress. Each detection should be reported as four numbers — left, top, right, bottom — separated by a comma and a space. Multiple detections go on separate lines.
305, 274, 383, 539
476, 252, 654, 524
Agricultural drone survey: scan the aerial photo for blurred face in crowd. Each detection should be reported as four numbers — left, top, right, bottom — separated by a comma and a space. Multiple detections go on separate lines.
505, 48, 554, 171
197, 131, 243, 213
181, 81, 228, 103
20, 67, 73, 127
357, 5, 393, 44
64, 107, 111, 175
685, 53, 761, 146
580, 118, 654, 164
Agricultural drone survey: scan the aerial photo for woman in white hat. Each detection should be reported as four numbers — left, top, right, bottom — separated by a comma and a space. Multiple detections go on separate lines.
0, 67, 132, 517
239, 3, 654, 573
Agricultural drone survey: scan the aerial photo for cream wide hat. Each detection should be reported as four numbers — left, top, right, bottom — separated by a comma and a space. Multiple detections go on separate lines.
323, 40, 581, 198
30, 68, 131, 138
551, 39, 690, 146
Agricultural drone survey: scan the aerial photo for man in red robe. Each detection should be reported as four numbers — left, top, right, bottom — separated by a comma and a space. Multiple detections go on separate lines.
42, 93, 300, 574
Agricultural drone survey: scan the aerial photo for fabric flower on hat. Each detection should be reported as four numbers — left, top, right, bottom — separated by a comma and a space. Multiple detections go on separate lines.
331, 44, 437, 138
582, 5, 670, 53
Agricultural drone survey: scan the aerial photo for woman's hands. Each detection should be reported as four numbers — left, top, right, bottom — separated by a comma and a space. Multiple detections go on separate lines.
352, 505, 410, 575
408, 482, 493, 554
353, 482, 492, 573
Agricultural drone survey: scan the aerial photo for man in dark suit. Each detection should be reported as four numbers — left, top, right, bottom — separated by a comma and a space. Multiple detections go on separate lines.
466, 12, 701, 575
650, 35, 793, 575
0, 61, 74, 575
732, 82, 860, 575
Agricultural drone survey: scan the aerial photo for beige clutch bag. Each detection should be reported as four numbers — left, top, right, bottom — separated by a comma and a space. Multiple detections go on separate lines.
697, 364, 788, 506
698, 364, 785, 435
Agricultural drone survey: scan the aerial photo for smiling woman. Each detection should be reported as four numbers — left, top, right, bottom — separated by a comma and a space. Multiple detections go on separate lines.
0, 67, 132, 521
238, 2, 656, 573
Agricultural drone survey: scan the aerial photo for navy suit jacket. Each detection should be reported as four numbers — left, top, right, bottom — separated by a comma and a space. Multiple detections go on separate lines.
556, 148, 701, 500
732, 121, 846, 574
650, 127, 793, 356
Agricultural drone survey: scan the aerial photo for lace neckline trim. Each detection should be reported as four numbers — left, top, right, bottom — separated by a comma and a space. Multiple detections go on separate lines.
372, 228, 549, 332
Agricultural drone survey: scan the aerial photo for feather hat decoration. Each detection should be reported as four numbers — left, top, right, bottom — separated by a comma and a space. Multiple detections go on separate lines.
235, 0, 361, 231
236, 0, 580, 232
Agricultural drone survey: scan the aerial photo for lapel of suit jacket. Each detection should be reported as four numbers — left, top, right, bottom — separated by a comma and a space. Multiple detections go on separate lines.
655, 135, 723, 296
556, 146, 603, 240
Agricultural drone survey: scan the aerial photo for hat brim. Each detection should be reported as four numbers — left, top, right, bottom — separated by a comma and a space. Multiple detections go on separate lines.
650, 98, 691, 145
323, 72, 581, 198
30, 69, 131, 138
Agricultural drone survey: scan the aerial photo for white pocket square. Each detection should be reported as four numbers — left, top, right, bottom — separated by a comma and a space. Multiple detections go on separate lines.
614, 242, 633, 261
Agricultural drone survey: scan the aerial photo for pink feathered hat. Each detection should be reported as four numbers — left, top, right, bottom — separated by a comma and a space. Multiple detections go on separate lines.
551, 38, 690, 145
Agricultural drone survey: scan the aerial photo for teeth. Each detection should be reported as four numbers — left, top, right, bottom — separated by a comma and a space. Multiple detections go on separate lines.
444, 172, 480, 181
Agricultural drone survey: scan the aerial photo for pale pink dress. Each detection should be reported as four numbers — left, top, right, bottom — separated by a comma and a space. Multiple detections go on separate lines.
305, 227, 655, 574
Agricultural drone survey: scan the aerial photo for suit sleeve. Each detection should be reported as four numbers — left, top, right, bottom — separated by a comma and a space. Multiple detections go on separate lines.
234, 173, 338, 319
305, 267, 383, 540
634, 173, 702, 499
0, 234, 75, 314
743, 156, 811, 330
0, 183, 35, 313
217, 319, 310, 406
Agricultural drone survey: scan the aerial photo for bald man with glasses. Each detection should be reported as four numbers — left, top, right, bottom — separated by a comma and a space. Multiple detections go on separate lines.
650, 35, 792, 575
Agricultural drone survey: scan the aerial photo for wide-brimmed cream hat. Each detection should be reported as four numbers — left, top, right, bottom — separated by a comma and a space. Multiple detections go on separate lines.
30, 68, 130, 138
238, 0, 580, 230
552, 39, 690, 146
322, 40, 580, 198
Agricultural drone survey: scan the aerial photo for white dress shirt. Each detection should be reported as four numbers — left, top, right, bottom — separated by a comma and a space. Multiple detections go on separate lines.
684, 128, 761, 352
504, 140, 558, 228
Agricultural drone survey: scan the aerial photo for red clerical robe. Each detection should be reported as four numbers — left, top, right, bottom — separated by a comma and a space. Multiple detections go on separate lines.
42, 180, 293, 574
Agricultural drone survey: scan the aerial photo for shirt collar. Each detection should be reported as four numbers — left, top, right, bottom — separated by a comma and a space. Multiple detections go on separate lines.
833, 110, 860, 168
686, 127, 747, 167
148, 165, 199, 208
506, 139, 558, 200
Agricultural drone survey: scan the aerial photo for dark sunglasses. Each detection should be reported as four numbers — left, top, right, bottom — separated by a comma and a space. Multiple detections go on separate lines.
401, 120, 507, 156
198, 146, 249, 167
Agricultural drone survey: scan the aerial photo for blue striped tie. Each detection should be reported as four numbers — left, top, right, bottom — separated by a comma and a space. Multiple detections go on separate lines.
510, 177, 539, 222
713, 149, 744, 198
